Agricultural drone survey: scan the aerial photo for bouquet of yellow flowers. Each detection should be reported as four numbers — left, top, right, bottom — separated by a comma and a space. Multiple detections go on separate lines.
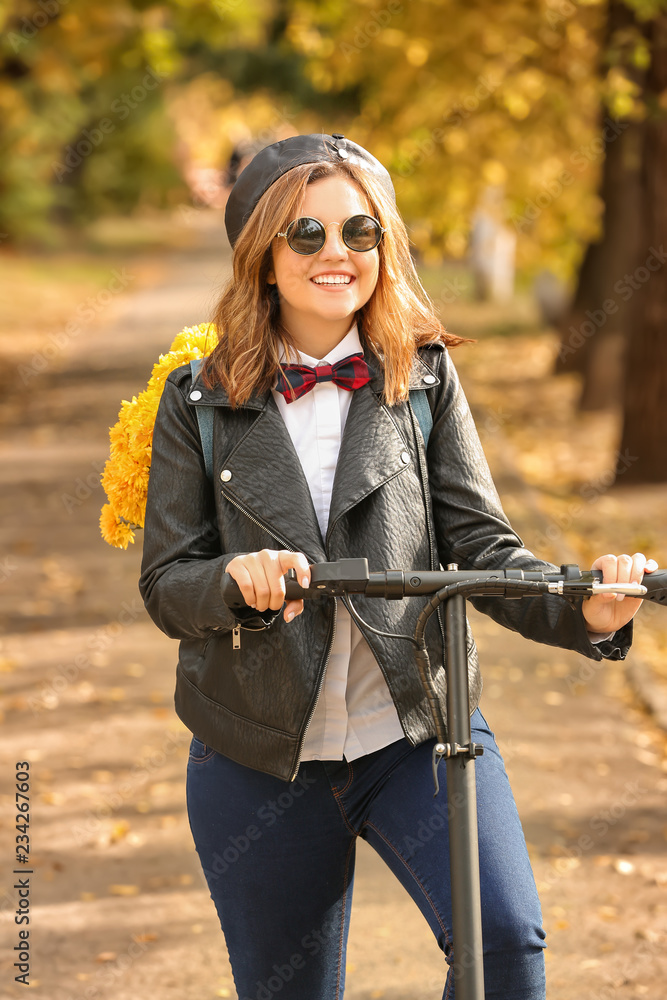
100, 322, 216, 549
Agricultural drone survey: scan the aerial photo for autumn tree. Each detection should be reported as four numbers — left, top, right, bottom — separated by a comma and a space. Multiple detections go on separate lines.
617, 7, 667, 482
554, 0, 647, 412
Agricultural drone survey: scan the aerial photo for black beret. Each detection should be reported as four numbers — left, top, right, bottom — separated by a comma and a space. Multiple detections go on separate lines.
224, 133, 395, 249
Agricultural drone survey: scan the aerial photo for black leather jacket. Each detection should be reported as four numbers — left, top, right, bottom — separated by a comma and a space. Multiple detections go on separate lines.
139, 343, 631, 780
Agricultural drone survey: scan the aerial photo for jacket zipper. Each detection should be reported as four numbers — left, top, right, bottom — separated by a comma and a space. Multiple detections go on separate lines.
221, 491, 296, 650
222, 490, 295, 551
289, 598, 337, 782
221, 485, 336, 779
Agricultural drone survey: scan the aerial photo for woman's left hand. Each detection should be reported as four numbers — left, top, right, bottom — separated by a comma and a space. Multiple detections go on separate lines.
582, 552, 659, 635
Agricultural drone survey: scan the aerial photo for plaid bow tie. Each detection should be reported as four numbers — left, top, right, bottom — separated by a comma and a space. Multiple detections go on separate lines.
275, 352, 372, 403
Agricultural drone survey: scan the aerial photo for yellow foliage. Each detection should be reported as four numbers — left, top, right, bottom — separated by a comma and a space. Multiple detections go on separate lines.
100, 322, 216, 549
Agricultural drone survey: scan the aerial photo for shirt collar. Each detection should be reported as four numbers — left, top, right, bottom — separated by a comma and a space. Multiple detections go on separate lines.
280, 322, 362, 366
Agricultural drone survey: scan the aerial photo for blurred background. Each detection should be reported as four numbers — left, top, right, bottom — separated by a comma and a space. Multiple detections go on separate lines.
1, 2, 666, 998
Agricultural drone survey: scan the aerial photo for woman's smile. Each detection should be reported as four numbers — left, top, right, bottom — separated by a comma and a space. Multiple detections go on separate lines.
268, 174, 379, 356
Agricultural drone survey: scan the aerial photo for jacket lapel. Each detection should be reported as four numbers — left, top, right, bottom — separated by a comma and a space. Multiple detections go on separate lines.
193, 347, 440, 561
326, 381, 411, 544
215, 392, 327, 563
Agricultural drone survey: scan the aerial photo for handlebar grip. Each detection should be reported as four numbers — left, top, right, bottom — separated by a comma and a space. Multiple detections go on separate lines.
642, 568, 667, 604
221, 570, 308, 610
220, 574, 247, 610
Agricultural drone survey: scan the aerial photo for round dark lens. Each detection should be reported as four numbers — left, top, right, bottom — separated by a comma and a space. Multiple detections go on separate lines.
287, 217, 325, 254
343, 215, 381, 251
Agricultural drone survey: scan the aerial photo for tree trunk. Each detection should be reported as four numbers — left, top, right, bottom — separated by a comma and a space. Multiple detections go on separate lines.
554, 0, 644, 411
617, 12, 667, 483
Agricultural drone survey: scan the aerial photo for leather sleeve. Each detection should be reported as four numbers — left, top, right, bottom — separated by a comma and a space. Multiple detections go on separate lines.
138, 375, 278, 640
423, 345, 632, 662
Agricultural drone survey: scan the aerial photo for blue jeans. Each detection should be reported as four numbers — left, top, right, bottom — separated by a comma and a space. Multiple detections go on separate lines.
186, 709, 546, 999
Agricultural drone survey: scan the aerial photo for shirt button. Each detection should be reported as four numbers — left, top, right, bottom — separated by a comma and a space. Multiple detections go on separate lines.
220, 470, 232, 482
401, 451, 410, 464
190, 389, 202, 401
422, 374, 436, 385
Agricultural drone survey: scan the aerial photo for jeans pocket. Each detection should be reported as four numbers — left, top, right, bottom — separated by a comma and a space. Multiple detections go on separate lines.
188, 735, 215, 762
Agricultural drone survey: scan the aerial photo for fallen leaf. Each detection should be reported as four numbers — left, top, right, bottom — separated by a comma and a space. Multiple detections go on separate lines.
108, 884, 139, 897
96, 952, 117, 963
40, 791, 65, 805
110, 820, 130, 843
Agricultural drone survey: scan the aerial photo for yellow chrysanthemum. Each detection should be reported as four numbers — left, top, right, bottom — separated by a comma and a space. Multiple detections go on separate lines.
100, 322, 216, 548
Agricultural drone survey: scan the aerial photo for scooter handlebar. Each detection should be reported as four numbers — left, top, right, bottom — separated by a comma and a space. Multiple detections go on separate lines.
220, 560, 667, 611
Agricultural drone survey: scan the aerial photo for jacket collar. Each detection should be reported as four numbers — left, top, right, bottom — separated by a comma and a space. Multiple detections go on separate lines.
189, 344, 440, 560
187, 345, 440, 410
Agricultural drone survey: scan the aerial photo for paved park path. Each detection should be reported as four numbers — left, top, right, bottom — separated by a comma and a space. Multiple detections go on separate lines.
0, 215, 665, 1000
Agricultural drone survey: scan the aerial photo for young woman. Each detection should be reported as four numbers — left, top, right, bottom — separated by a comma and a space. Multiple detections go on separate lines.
139, 133, 654, 1000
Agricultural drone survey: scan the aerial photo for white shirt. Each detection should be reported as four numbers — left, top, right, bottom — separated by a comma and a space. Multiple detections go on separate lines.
272, 324, 612, 761
272, 324, 406, 761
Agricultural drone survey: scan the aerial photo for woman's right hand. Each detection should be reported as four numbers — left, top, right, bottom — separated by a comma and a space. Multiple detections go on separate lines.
225, 550, 311, 623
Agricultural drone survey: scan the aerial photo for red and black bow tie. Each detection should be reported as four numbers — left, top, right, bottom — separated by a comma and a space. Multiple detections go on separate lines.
275, 352, 372, 403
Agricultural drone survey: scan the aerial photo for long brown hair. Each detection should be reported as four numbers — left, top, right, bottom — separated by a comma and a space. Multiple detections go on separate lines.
205, 158, 467, 406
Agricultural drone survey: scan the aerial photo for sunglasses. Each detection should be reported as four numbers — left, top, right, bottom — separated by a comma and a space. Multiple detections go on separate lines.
275, 214, 386, 255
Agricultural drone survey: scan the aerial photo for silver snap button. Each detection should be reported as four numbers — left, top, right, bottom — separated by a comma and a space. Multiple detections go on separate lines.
422, 374, 436, 384
220, 469, 232, 482
401, 451, 410, 464
190, 389, 202, 401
